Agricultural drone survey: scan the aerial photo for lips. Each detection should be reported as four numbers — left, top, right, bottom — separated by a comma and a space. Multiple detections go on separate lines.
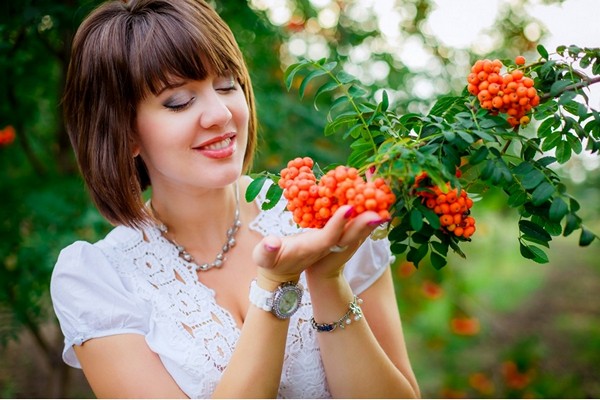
194, 133, 237, 159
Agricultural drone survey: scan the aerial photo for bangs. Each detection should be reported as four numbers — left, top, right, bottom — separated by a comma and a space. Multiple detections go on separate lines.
127, 3, 244, 100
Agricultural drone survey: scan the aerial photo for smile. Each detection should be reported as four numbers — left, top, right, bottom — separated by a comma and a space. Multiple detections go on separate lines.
202, 137, 232, 151
195, 134, 237, 159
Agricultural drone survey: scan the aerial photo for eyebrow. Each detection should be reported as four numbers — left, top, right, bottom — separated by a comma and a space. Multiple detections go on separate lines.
156, 80, 188, 96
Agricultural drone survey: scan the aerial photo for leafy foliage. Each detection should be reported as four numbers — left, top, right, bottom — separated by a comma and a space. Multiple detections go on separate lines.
249, 45, 600, 268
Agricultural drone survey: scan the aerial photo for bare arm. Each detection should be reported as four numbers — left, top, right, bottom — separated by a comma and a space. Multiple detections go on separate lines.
306, 268, 420, 398
74, 334, 187, 398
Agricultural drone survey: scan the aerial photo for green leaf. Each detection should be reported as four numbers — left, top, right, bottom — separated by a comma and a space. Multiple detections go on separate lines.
299, 69, 328, 99
537, 44, 549, 59
428, 96, 463, 118
521, 169, 545, 190
410, 208, 424, 232
390, 242, 408, 255
407, 244, 429, 267
512, 161, 534, 175
336, 71, 356, 84
473, 130, 496, 142
381, 90, 389, 111
537, 116, 558, 138
443, 130, 456, 141
519, 220, 552, 243
579, 228, 596, 246
507, 189, 528, 208
555, 140, 572, 163
313, 80, 340, 109
549, 197, 568, 222
520, 241, 549, 263
550, 80, 573, 96
566, 132, 583, 154
469, 146, 489, 165
563, 213, 580, 236
537, 156, 557, 167
559, 90, 578, 105
348, 84, 368, 98
430, 252, 447, 270
245, 176, 268, 202
345, 123, 364, 139
262, 183, 284, 210
456, 130, 474, 144
531, 182, 555, 206
541, 131, 562, 152
284, 62, 305, 90
431, 241, 449, 256
544, 221, 563, 236
421, 207, 441, 229
530, 244, 550, 263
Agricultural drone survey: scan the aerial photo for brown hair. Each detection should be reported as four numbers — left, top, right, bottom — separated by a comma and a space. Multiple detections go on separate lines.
63, 0, 257, 228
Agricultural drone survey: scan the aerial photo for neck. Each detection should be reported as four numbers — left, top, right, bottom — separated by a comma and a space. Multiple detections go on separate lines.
149, 181, 240, 249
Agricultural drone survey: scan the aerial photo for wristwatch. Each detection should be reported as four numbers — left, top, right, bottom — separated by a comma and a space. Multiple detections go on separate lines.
249, 279, 304, 319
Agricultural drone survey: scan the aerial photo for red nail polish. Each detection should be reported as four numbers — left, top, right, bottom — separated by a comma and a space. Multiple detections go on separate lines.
344, 207, 355, 219
368, 218, 390, 226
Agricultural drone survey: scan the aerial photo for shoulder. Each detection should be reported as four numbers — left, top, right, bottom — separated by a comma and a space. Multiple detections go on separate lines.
51, 227, 150, 367
51, 225, 141, 286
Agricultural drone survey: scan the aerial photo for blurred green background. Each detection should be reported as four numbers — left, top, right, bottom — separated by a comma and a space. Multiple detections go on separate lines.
1, 0, 598, 398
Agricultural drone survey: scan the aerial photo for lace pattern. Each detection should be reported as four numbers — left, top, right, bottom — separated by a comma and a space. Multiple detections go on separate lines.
94, 189, 331, 398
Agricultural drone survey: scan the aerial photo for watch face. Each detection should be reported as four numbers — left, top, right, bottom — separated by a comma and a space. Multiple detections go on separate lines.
272, 283, 303, 319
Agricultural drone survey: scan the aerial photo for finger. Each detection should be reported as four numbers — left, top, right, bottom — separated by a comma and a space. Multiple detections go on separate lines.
318, 205, 356, 247
336, 211, 389, 248
252, 235, 282, 269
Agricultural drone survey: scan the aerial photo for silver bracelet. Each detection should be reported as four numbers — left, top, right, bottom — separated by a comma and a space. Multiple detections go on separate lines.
310, 295, 364, 332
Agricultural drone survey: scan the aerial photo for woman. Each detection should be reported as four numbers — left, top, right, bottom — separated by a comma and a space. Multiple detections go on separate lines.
51, 0, 420, 397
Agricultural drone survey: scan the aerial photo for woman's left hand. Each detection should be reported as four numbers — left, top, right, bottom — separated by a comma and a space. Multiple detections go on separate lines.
252, 205, 387, 283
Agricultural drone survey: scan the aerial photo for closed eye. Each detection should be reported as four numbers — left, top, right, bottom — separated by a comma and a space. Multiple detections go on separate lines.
164, 97, 195, 112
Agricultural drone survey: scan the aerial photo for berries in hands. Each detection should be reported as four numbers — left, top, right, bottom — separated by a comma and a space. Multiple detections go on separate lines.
279, 157, 395, 229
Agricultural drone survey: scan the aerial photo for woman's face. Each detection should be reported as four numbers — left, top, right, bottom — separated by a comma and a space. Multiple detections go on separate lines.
135, 74, 249, 194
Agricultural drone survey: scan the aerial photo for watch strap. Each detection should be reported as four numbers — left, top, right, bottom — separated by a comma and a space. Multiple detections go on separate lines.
248, 279, 274, 312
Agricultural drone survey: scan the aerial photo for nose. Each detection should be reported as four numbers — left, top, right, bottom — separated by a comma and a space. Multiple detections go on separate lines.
199, 92, 233, 129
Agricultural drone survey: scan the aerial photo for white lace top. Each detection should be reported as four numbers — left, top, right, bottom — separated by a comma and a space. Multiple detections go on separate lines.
50, 189, 392, 399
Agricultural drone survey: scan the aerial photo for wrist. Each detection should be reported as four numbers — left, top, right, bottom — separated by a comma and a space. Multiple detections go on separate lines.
305, 268, 345, 291
257, 268, 301, 291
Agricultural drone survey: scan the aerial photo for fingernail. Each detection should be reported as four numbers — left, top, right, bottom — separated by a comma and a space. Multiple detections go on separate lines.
344, 207, 355, 219
264, 243, 279, 252
368, 218, 390, 226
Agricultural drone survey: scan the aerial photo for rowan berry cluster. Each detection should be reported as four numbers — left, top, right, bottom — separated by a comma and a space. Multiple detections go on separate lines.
415, 173, 476, 239
279, 157, 396, 229
467, 56, 540, 127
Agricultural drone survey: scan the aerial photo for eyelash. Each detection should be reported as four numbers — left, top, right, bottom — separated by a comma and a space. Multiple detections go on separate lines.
164, 84, 237, 112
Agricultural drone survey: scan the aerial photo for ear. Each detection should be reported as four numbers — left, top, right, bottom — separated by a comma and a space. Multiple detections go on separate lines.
131, 137, 141, 158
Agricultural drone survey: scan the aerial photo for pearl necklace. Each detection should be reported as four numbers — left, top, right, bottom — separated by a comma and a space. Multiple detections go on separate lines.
150, 183, 242, 272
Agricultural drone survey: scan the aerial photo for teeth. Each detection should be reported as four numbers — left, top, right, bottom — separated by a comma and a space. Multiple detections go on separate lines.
204, 137, 231, 151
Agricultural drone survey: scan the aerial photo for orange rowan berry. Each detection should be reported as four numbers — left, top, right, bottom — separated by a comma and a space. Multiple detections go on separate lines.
440, 214, 454, 226
472, 60, 485, 73
511, 69, 524, 81
492, 96, 504, 109
515, 55, 526, 65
